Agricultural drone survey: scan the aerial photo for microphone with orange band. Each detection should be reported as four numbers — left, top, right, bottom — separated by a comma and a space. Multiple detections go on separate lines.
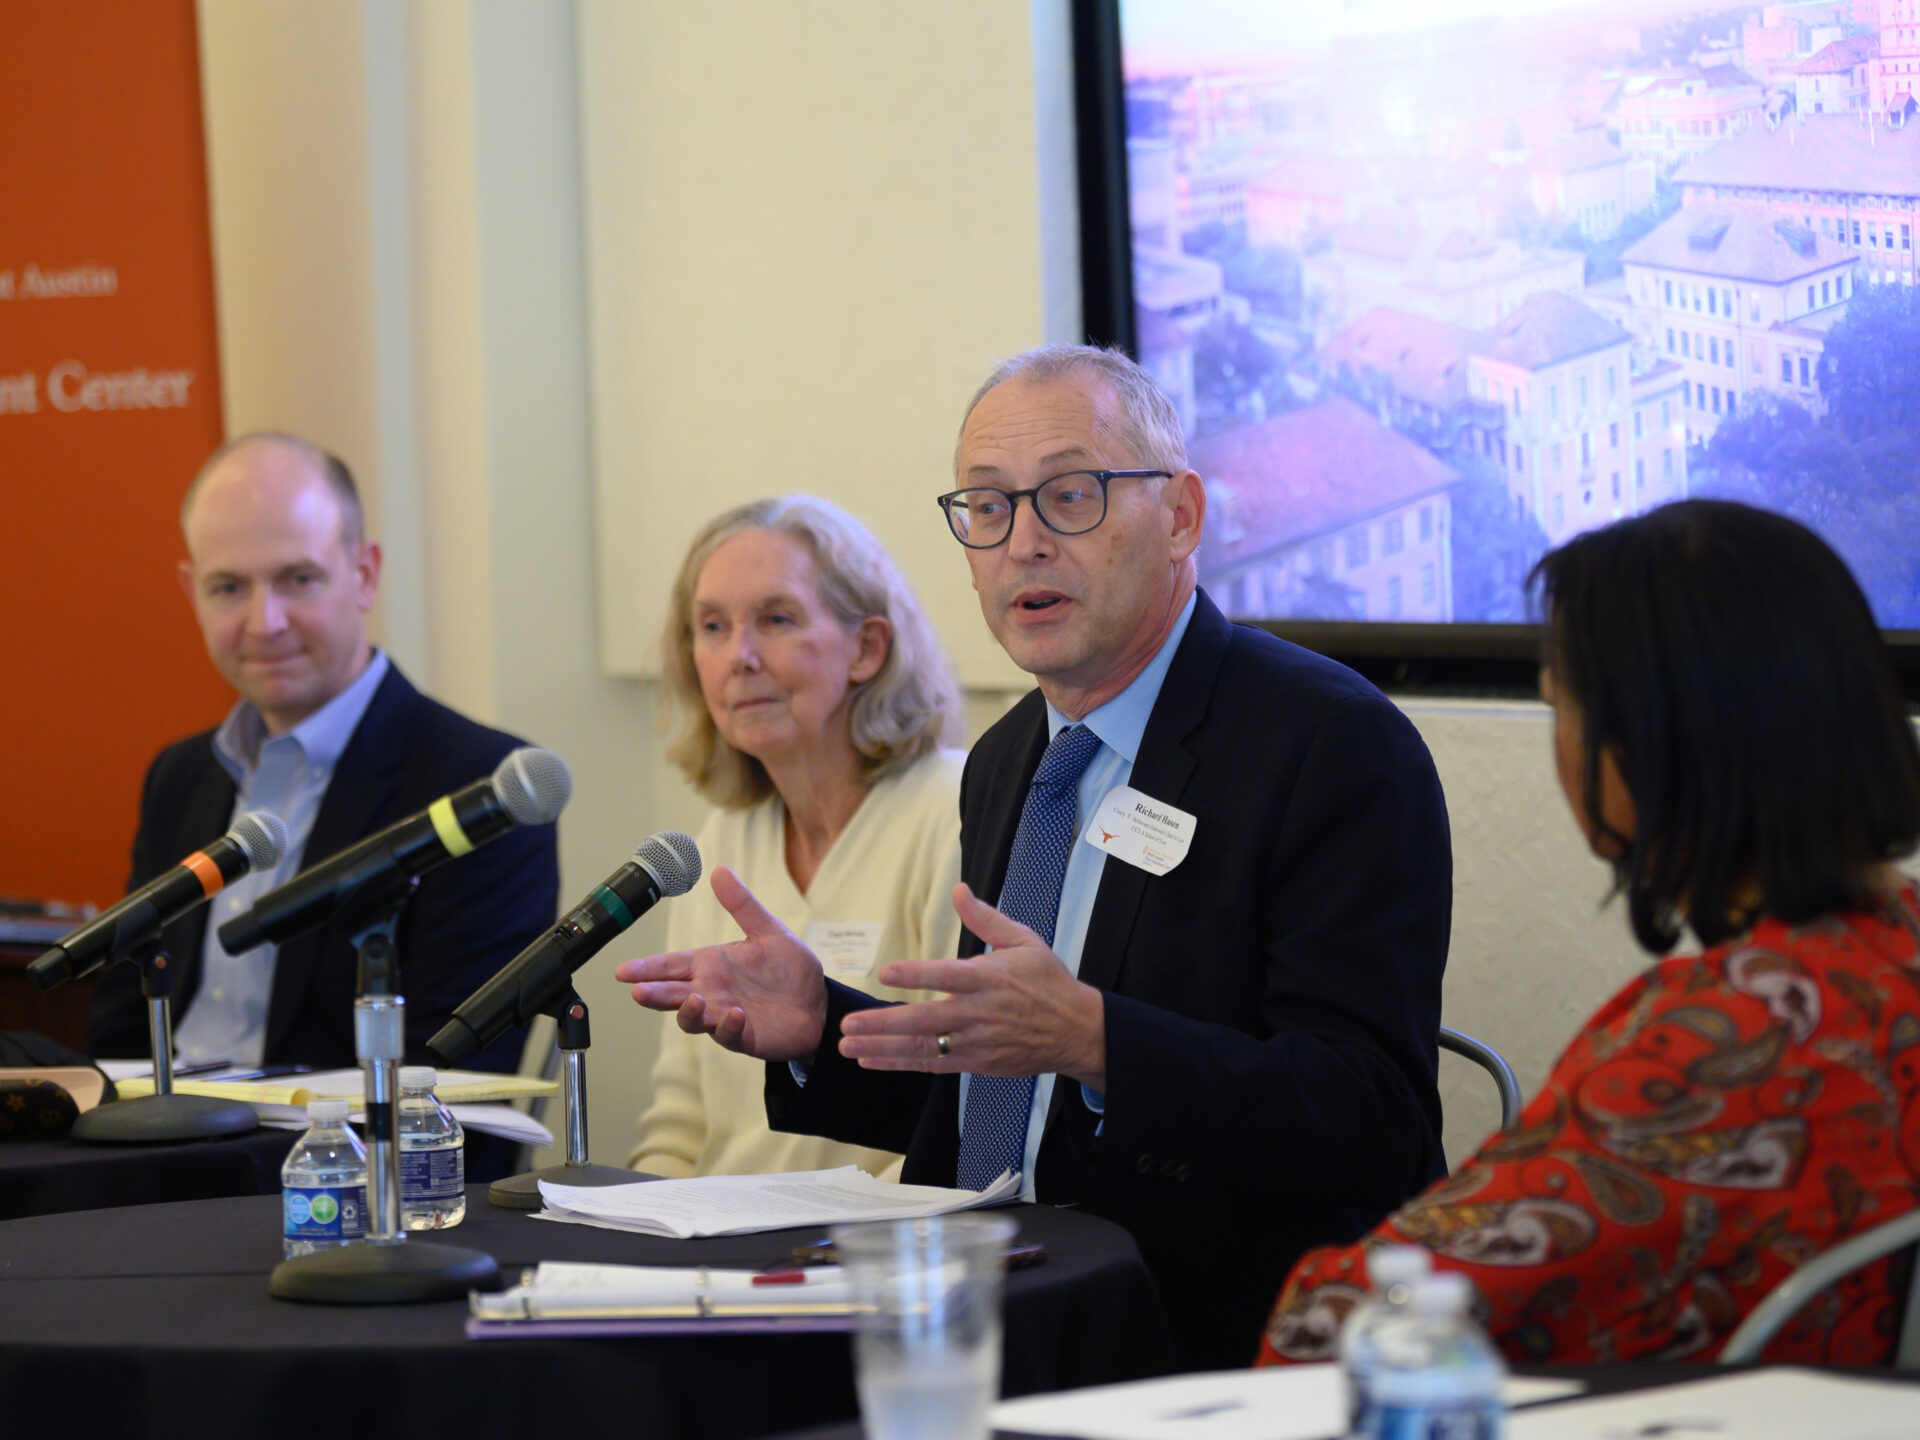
27, 810, 290, 991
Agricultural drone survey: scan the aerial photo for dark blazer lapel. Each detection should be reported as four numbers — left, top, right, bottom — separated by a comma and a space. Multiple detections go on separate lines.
165, 755, 243, 1008
1073, 589, 1232, 997
263, 664, 414, 1055
958, 697, 1050, 958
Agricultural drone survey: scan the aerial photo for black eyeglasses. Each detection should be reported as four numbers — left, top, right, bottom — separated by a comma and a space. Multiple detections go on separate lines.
936, 470, 1171, 549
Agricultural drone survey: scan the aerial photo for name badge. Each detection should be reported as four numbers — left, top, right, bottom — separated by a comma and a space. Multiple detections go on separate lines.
803, 920, 886, 982
1082, 786, 1196, 875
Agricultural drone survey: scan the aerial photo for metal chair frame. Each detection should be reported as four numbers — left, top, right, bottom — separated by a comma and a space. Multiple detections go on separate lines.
1438, 1025, 1523, 1131
1719, 1206, 1920, 1368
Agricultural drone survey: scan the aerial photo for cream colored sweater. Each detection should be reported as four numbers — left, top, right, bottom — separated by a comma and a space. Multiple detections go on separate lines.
629, 749, 964, 1180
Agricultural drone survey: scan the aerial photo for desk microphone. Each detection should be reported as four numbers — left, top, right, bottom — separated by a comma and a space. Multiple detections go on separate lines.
219, 747, 571, 954
428, 830, 701, 1065
28, 811, 290, 990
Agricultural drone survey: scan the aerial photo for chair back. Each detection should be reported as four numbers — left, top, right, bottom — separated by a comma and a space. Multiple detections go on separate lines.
1718, 1206, 1920, 1368
1437, 1025, 1522, 1131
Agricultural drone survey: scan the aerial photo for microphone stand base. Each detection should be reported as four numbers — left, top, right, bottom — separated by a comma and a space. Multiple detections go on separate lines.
270, 1239, 502, 1303
488, 1161, 655, 1210
70, 1093, 261, 1144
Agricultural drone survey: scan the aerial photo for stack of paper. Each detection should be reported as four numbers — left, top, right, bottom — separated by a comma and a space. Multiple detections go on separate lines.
988, 1365, 1584, 1440
472, 1261, 853, 1319
98, 1063, 554, 1146
537, 1164, 1020, 1238
107, 1065, 554, 1106
1506, 1367, 1920, 1440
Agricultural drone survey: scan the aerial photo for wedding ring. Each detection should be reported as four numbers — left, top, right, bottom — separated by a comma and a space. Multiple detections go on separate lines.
936, 1033, 952, 1057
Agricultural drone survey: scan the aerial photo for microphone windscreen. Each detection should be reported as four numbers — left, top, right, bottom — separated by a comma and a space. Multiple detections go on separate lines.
635, 830, 701, 897
231, 810, 289, 870
492, 747, 572, 825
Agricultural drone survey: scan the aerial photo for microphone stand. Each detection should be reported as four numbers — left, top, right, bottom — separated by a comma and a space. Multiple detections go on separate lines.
487, 985, 648, 1209
70, 899, 259, 1144
269, 851, 501, 1303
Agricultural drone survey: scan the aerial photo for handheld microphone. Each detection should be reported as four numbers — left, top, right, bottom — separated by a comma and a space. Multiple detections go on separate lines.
219, 747, 572, 954
427, 830, 701, 1065
28, 811, 290, 991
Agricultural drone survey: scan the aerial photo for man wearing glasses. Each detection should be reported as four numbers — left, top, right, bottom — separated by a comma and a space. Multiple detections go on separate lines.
620, 346, 1452, 1369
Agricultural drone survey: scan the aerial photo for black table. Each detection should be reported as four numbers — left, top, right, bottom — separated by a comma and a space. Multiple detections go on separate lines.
0, 1190, 1172, 1440
0, 1126, 298, 1220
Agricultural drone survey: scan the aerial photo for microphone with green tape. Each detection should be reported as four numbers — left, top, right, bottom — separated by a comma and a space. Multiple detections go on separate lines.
427, 830, 700, 1065
219, 747, 571, 954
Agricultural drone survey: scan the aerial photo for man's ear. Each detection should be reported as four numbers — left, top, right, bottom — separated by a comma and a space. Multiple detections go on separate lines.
355, 540, 383, 613
177, 559, 196, 604
1167, 470, 1205, 563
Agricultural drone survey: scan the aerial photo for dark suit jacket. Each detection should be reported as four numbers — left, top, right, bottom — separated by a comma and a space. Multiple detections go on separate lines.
87, 664, 560, 1073
767, 590, 1452, 1370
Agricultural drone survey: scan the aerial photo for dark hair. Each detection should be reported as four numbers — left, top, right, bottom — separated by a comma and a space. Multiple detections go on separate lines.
1530, 499, 1920, 953
182, 432, 366, 548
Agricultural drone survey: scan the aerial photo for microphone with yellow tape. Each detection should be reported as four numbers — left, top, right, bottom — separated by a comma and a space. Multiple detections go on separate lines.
218, 747, 571, 954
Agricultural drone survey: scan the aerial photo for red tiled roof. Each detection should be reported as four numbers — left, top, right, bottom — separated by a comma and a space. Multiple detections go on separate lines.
1795, 35, 1877, 74
1622, 207, 1853, 282
1468, 291, 1631, 371
1246, 152, 1356, 202
1191, 398, 1458, 562
1318, 307, 1475, 411
1674, 112, 1920, 199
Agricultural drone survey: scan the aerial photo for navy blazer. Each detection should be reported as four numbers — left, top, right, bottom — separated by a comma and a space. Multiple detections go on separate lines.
87, 664, 561, 1073
768, 590, 1452, 1369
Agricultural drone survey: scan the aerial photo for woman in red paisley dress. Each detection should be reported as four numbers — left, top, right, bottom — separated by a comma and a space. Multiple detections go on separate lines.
1259, 500, 1920, 1368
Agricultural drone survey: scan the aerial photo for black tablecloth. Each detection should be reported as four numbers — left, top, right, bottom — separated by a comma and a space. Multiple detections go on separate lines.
0, 1190, 1172, 1440
0, 1126, 298, 1220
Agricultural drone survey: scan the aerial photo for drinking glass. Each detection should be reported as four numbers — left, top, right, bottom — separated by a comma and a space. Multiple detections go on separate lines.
831, 1214, 1020, 1440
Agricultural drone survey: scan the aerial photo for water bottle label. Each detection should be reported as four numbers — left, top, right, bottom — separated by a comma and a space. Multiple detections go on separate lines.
1375, 1400, 1502, 1440
284, 1184, 368, 1241
401, 1145, 463, 1201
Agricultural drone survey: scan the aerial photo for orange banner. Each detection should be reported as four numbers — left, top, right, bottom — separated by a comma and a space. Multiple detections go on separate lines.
1, 2, 232, 907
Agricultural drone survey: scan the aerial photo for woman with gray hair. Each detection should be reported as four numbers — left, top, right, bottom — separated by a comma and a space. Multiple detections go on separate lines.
630, 495, 966, 1180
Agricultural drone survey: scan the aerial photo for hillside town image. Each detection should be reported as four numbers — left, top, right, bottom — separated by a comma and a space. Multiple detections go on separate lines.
1127, 0, 1920, 626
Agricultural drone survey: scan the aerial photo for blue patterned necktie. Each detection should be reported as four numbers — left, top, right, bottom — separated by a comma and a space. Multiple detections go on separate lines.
955, 722, 1105, 1191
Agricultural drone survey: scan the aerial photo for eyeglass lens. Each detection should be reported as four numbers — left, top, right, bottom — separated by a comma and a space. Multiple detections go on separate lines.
947, 473, 1106, 545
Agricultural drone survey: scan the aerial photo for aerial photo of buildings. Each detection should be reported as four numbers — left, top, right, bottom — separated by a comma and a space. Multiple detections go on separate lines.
1125, 0, 1920, 626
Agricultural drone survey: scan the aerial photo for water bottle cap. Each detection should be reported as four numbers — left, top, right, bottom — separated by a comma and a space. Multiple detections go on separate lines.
307, 1098, 351, 1124
1369, 1245, 1432, 1289
399, 1066, 437, 1090
1408, 1272, 1473, 1318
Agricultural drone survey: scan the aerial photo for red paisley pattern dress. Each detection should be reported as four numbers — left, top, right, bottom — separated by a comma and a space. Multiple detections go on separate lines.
1258, 883, 1920, 1367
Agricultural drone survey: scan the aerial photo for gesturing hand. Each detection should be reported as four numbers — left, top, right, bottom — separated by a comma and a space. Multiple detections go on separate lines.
837, 884, 1108, 1092
613, 867, 829, 1063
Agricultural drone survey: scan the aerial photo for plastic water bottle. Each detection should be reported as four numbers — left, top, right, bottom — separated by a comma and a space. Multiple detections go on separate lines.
282, 1098, 368, 1258
1338, 1245, 1432, 1437
1366, 1272, 1506, 1440
397, 1065, 465, 1229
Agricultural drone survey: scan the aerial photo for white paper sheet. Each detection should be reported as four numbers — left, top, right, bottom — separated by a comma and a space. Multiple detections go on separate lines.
535, 1164, 1020, 1238
987, 1364, 1584, 1440
470, 1261, 853, 1318
1507, 1367, 1920, 1440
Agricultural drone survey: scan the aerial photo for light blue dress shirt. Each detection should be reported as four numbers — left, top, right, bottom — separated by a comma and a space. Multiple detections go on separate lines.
964, 591, 1197, 1200
173, 651, 390, 1067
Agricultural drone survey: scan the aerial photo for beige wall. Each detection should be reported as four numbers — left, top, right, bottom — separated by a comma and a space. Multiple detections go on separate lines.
196, 0, 1655, 1175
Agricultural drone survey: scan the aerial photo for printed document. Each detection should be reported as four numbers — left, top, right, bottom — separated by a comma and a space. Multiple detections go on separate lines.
536, 1164, 1019, 1238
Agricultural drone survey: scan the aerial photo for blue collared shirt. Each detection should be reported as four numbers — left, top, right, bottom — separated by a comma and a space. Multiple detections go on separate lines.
173, 651, 390, 1067
964, 591, 1197, 1200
